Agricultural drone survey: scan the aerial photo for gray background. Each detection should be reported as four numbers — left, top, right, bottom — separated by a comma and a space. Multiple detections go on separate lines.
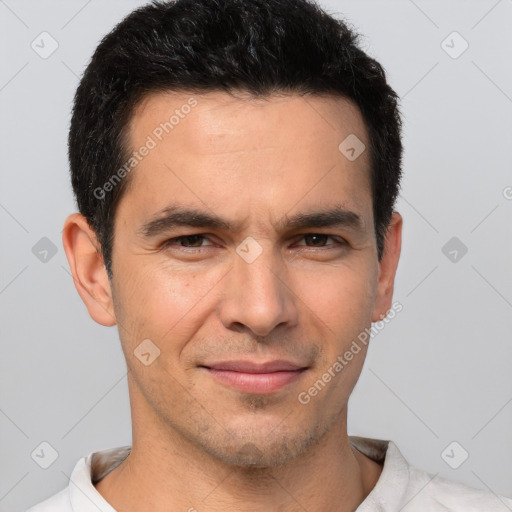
1, 0, 511, 510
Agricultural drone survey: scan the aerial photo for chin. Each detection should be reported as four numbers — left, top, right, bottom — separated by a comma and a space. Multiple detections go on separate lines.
196, 419, 325, 469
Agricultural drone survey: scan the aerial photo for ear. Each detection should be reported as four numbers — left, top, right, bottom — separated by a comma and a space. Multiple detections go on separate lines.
371, 212, 402, 322
62, 213, 116, 326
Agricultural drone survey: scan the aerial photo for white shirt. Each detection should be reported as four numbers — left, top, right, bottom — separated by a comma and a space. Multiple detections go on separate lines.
26, 436, 512, 511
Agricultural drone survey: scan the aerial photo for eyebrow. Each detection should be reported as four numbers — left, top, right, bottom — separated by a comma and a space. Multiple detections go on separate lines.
138, 203, 366, 239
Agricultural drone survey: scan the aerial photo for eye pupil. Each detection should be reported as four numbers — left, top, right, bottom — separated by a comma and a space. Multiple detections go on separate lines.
182, 235, 203, 247
305, 234, 328, 246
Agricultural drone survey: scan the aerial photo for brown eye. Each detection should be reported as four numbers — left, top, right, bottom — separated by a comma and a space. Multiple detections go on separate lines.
164, 235, 212, 248
295, 234, 345, 248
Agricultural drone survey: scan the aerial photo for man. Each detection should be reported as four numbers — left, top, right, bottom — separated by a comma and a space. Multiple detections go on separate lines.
27, 0, 512, 510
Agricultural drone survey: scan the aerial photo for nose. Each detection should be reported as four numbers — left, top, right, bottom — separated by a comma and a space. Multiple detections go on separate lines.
218, 242, 299, 338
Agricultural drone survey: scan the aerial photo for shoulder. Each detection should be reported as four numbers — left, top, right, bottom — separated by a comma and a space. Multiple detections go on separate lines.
25, 487, 70, 512
401, 464, 512, 511
25, 446, 127, 512
352, 437, 512, 512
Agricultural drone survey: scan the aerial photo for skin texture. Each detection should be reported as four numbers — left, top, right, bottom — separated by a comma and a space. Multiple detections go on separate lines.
63, 91, 402, 512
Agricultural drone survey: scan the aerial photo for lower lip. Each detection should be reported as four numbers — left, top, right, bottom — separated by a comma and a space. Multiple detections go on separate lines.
204, 368, 306, 394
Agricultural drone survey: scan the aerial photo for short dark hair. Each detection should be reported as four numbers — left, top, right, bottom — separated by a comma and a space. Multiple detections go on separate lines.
69, 0, 402, 278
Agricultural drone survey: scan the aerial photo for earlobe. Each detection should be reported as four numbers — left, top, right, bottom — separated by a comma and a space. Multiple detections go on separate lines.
62, 213, 117, 327
371, 212, 402, 323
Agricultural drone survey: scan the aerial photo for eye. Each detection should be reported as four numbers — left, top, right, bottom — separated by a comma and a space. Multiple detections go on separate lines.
163, 235, 213, 249
161, 233, 346, 253
294, 233, 346, 248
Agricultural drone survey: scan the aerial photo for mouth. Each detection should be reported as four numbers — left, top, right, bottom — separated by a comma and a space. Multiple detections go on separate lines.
199, 360, 309, 394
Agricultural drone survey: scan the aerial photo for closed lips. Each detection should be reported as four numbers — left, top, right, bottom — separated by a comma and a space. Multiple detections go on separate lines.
201, 360, 308, 373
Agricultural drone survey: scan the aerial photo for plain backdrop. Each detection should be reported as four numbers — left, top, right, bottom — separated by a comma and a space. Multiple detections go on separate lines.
1, 0, 511, 510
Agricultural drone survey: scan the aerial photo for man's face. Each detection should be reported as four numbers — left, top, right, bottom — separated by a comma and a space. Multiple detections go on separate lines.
108, 91, 390, 467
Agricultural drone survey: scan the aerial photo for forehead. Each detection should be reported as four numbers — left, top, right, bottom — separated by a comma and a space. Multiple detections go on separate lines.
119, 90, 372, 230
128, 90, 368, 152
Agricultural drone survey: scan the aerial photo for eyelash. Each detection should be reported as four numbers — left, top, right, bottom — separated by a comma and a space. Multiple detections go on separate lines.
162, 233, 346, 251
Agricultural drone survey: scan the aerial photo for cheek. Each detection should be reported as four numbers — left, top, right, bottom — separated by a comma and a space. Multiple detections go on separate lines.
297, 264, 378, 402
296, 258, 378, 338
114, 259, 225, 353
